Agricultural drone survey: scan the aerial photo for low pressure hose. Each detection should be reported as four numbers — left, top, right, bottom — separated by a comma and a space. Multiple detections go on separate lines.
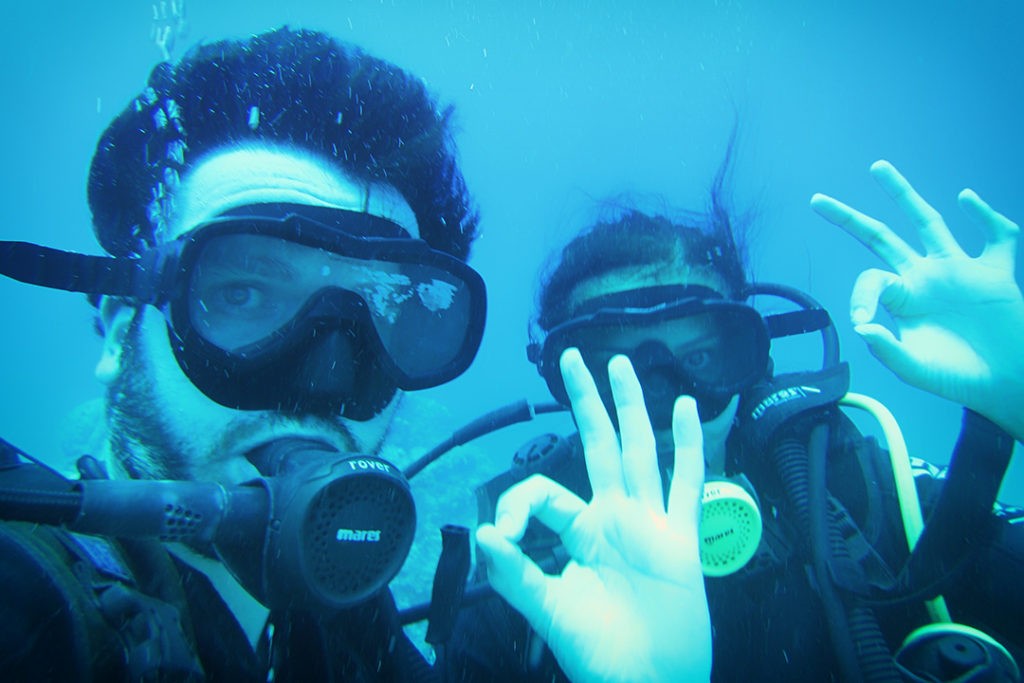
847, 605, 899, 682
770, 437, 811, 537
810, 418, 901, 683
772, 427, 864, 681
828, 503, 900, 682
805, 420, 865, 683
840, 393, 950, 622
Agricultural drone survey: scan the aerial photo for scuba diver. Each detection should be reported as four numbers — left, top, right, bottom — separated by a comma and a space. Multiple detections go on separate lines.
0, 26, 713, 682
0, 27, 483, 681
0, 26, 483, 683
448, 159, 1024, 683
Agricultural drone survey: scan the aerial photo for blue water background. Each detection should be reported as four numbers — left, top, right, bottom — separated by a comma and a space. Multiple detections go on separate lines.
1, 0, 1021, 616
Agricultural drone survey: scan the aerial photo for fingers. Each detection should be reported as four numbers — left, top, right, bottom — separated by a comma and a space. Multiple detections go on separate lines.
478, 475, 587, 638
960, 188, 1020, 273
476, 524, 554, 637
852, 322, 920, 386
870, 160, 963, 258
849, 268, 901, 325
847, 268, 919, 384
810, 192, 917, 270
560, 347, 623, 496
493, 474, 587, 540
666, 396, 705, 532
608, 355, 663, 508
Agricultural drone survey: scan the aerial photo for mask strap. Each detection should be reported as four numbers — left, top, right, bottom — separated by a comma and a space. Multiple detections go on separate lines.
763, 308, 831, 339
0, 241, 157, 299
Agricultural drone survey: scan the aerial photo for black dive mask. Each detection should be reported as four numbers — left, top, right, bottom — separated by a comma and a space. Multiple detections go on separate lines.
0, 203, 487, 419
528, 285, 770, 426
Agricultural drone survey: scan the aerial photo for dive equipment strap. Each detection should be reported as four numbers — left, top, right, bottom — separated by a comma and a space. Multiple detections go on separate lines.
739, 362, 851, 453
0, 452, 208, 681
0, 241, 154, 298
0, 522, 128, 681
0, 522, 206, 681
763, 307, 832, 339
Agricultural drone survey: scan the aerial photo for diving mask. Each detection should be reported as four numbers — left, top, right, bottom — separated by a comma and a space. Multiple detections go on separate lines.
529, 285, 770, 425
0, 203, 487, 419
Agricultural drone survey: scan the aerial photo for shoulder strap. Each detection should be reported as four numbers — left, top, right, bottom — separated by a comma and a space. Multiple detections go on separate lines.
0, 522, 129, 682
96, 538, 206, 681
737, 362, 851, 452
0, 521, 209, 682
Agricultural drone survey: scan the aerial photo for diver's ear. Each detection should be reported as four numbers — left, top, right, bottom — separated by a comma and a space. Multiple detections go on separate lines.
95, 296, 138, 385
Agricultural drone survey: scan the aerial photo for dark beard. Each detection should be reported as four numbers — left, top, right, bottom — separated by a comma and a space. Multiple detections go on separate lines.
106, 316, 191, 480
106, 316, 365, 481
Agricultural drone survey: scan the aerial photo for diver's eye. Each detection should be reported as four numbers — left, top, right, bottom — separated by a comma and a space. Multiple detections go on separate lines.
201, 282, 270, 317
680, 349, 713, 373
222, 284, 257, 307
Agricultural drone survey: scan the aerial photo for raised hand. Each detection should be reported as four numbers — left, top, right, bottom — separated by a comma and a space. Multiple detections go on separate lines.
475, 348, 711, 683
811, 160, 1024, 440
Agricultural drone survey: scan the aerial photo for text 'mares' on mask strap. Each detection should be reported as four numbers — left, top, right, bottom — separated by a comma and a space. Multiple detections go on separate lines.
0, 203, 487, 420
528, 284, 770, 427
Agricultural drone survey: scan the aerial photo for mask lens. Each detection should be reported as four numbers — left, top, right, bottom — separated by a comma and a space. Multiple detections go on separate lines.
187, 233, 478, 382
368, 264, 476, 379
189, 234, 312, 351
542, 302, 767, 414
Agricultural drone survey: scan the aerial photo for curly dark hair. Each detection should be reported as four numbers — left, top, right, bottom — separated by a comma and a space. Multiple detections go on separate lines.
534, 147, 750, 334
87, 27, 478, 260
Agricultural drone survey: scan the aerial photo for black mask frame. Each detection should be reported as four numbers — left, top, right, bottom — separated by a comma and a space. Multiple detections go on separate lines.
0, 204, 487, 419
528, 284, 833, 425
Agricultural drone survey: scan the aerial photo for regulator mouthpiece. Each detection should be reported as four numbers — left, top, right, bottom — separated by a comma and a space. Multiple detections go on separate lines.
699, 475, 763, 577
0, 436, 416, 613
222, 439, 417, 611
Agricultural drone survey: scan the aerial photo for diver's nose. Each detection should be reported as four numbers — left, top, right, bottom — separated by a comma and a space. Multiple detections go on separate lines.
279, 288, 399, 419
290, 326, 359, 404
631, 339, 675, 368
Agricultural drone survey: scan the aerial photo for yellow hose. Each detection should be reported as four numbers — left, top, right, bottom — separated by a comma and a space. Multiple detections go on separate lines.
839, 392, 950, 623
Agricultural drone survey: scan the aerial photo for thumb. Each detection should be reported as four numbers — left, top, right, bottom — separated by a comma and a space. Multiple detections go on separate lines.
854, 323, 922, 386
476, 524, 554, 639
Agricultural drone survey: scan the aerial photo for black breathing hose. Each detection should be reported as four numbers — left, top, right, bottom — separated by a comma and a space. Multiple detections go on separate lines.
403, 400, 566, 480
773, 420, 895, 683
0, 437, 82, 525
770, 437, 810, 532
805, 421, 867, 683
811, 420, 901, 683
0, 487, 81, 525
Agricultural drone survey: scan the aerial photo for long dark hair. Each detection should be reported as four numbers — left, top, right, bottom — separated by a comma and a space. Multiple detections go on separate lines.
534, 143, 751, 334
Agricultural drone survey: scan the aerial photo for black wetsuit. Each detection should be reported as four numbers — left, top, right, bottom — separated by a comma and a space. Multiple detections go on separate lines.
2, 410, 1020, 681
445, 410, 1024, 682
0, 523, 437, 682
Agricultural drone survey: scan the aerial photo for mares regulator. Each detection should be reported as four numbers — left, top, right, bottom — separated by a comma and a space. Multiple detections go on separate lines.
0, 435, 416, 612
